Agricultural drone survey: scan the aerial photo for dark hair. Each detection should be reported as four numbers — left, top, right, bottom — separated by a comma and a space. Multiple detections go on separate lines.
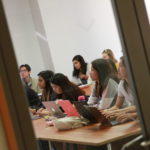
20, 64, 31, 72
120, 56, 129, 93
102, 49, 118, 63
107, 59, 119, 83
91, 59, 111, 97
51, 73, 85, 102
72, 55, 87, 77
38, 70, 54, 101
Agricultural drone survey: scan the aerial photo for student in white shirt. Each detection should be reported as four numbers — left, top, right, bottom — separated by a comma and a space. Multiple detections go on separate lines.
87, 58, 118, 110
72, 55, 92, 86
109, 56, 134, 110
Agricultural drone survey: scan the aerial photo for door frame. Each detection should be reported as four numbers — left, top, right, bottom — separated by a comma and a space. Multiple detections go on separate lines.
112, 0, 150, 148
0, 0, 38, 150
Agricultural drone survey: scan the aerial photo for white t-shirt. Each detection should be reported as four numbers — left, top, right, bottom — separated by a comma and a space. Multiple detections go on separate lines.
118, 80, 134, 106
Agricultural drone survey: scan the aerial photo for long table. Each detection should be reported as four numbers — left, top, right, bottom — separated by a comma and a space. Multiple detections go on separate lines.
32, 119, 141, 147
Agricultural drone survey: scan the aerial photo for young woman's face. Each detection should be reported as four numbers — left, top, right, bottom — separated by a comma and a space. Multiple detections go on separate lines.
90, 66, 99, 81
73, 60, 81, 70
38, 76, 45, 89
102, 53, 110, 60
51, 84, 63, 94
118, 60, 127, 79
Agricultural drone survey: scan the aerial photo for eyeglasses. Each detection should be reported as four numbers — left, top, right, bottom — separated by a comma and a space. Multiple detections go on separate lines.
20, 69, 28, 73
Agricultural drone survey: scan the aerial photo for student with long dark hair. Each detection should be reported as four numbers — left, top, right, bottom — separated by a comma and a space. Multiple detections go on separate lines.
37, 70, 54, 101
72, 55, 92, 85
108, 56, 134, 110
51, 73, 85, 103
87, 58, 118, 109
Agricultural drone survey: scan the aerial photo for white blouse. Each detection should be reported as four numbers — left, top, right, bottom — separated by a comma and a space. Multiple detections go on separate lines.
118, 80, 134, 106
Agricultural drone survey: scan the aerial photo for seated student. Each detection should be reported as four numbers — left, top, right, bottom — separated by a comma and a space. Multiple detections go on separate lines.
51, 73, 85, 103
87, 58, 118, 110
108, 56, 134, 110
20, 64, 41, 93
37, 70, 54, 101
23, 85, 50, 150
102, 49, 119, 69
24, 85, 44, 111
72, 55, 92, 85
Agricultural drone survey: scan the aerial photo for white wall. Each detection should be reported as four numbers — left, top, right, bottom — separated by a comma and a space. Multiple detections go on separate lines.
2, 0, 46, 78
37, 0, 122, 78
2, 0, 123, 78
145, 0, 150, 24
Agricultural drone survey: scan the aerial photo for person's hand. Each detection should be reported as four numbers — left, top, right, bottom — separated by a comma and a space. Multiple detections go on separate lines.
101, 109, 122, 120
116, 112, 137, 123
29, 108, 36, 114
36, 108, 50, 116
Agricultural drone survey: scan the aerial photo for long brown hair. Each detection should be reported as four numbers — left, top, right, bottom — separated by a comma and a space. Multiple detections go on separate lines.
102, 49, 118, 63
38, 70, 54, 101
92, 59, 111, 97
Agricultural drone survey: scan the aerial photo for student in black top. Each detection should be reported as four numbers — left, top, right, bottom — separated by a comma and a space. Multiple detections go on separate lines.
25, 86, 44, 111
51, 73, 85, 103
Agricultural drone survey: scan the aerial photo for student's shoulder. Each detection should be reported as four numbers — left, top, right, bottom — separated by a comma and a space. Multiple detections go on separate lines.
109, 78, 118, 85
118, 80, 124, 89
31, 77, 38, 83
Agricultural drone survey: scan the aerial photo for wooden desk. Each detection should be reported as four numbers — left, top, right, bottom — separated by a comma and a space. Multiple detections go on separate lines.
32, 119, 141, 146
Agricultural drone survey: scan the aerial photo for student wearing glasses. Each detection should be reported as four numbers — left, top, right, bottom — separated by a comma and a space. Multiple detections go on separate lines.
19, 64, 41, 93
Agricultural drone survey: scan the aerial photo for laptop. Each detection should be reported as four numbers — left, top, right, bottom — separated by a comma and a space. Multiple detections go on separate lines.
58, 100, 80, 117
42, 101, 66, 118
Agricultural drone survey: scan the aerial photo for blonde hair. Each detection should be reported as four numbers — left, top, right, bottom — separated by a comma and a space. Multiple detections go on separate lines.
102, 49, 118, 63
